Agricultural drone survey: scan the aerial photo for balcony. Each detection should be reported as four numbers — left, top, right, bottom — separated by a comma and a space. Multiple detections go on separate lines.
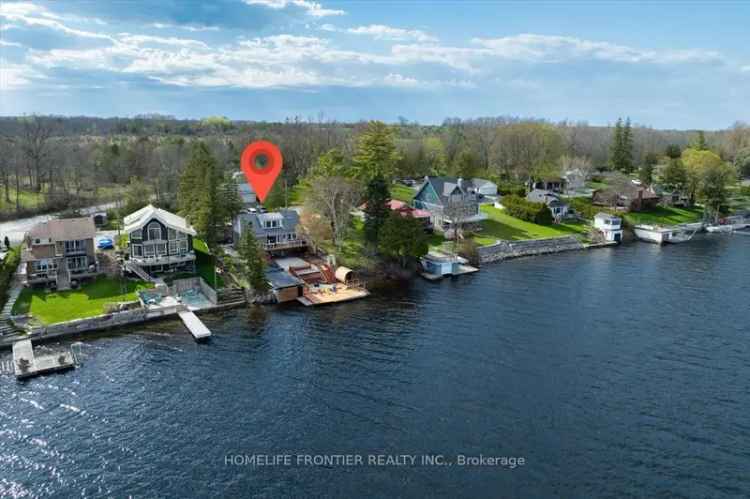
131, 251, 196, 266
262, 239, 307, 252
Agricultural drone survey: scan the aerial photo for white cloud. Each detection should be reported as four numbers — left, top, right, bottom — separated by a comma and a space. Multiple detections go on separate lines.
470, 34, 726, 65
243, 0, 345, 17
0, 59, 43, 89
0, 2, 113, 41
346, 24, 437, 43
149, 23, 220, 32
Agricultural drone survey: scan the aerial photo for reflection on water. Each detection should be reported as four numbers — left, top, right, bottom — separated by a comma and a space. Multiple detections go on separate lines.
1, 235, 749, 498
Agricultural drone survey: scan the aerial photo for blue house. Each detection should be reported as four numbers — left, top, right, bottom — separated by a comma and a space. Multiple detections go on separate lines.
412, 176, 487, 234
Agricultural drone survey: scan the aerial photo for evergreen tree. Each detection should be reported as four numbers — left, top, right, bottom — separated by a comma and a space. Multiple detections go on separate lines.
622, 118, 634, 172
664, 144, 682, 159
352, 121, 401, 182
692, 131, 709, 150
239, 230, 269, 293
378, 213, 428, 268
662, 158, 688, 193
639, 152, 658, 185
178, 142, 225, 248
609, 118, 623, 171
363, 174, 391, 245
609, 117, 634, 173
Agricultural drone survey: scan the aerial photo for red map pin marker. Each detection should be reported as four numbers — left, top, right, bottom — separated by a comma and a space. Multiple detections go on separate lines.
240, 140, 283, 203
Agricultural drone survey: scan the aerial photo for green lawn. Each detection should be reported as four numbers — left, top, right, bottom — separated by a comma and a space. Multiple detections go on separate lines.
320, 217, 377, 270
12, 277, 153, 325
391, 184, 417, 202
473, 205, 589, 245
623, 206, 704, 226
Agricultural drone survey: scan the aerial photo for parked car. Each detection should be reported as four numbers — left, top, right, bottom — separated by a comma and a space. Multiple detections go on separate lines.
96, 236, 114, 250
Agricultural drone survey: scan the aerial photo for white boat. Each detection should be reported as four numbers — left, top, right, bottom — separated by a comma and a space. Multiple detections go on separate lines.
706, 225, 734, 233
634, 224, 698, 244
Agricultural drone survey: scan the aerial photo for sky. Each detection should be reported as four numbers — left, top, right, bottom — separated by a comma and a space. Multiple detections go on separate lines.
1, 0, 749, 129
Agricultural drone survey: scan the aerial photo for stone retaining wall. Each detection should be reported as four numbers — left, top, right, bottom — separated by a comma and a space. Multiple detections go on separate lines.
477, 236, 585, 263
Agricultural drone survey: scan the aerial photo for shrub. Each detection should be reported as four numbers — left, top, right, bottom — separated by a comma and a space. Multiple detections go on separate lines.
496, 181, 527, 197
501, 195, 553, 225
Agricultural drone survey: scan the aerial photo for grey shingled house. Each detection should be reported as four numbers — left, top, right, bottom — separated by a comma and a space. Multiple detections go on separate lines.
232, 209, 306, 252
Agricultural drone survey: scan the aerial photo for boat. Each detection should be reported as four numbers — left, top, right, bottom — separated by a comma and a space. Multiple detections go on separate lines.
706, 215, 750, 234
706, 224, 734, 233
634, 224, 698, 244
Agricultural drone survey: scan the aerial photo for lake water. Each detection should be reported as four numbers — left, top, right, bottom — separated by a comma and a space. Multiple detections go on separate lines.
2, 235, 749, 498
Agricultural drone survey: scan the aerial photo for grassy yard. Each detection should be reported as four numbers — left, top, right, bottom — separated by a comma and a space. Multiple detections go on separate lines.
320, 217, 377, 270
473, 205, 589, 245
12, 277, 153, 325
391, 184, 417, 203
623, 206, 704, 226
0, 188, 46, 212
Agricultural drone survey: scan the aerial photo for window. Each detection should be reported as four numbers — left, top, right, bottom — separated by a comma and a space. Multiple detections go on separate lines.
264, 220, 281, 229
168, 228, 176, 240
132, 245, 143, 257
64, 240, 85, 253
156, 243, 167, 256
147, 222, 162, 241
67, 256, 88, 270
169, 240, 177, 254
176, 231, 186, 240
144, 244, 155, 257
130, 231, 142, 242
179, 240, 188, 253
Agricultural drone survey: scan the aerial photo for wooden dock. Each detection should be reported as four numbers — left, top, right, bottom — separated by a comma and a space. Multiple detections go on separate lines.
178, 310, 211, 340
296, 284, 369, 307
12, 339, 75, 380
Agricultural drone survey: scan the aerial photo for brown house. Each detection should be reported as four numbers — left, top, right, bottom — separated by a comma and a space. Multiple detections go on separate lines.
23, 217, 99, 289
592, 185, 660, 212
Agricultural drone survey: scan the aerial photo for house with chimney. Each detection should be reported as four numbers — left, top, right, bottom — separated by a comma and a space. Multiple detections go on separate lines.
412, 176, 487, 234
23, 217, 100, 289
592, 183, 660, 212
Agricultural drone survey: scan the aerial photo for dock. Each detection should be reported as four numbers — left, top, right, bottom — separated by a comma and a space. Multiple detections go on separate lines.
178, 310, 211, 340
296, 284, 370, 306
12, 339, 75, 380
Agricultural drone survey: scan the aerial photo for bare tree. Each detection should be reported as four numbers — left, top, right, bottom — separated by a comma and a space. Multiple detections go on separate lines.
18, 116, 55, 193
304, 175, 361, 252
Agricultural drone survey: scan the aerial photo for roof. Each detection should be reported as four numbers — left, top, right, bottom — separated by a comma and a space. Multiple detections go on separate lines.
594, 212, 621, 221
28, 217, 95, 242
123, 204, 197, 236
470, 177, 496, 188
265, 267, 304, 289
526, 189, 565, 206
415, 176, 479, 206
238, 209, 300, 236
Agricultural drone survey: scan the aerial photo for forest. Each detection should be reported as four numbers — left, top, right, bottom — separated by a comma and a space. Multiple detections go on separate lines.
1, 114, 749, 219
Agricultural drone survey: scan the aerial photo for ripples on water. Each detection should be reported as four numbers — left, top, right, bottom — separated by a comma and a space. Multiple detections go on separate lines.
1, 235, 749, 498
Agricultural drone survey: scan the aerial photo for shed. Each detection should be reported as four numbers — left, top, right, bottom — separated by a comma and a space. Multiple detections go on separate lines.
335, 266, 353, 283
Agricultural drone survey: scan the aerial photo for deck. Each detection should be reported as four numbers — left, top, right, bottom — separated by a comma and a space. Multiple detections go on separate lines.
178, 310, 211, 340
297, 285, 369, 306
12, 339, 75, 379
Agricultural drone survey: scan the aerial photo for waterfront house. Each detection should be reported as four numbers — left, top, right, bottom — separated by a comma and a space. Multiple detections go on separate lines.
23, 217, 99, 289
529, 176, 566, 193
233, 209, 306, 253
592, 184, 660, 212
419, 251, 479, 280
593, 213, 623, 243
526, 189, 570, 220
124, 204, 197, 276
412, 176, 487, 234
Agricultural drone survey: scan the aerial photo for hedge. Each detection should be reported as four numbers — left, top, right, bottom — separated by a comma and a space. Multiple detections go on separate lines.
501, 195, 553, 225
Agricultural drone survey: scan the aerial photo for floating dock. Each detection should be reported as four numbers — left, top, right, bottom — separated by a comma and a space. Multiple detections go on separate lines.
12, 339, 75, 380
296, 284, 370, 306
178, 310, 211, 340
